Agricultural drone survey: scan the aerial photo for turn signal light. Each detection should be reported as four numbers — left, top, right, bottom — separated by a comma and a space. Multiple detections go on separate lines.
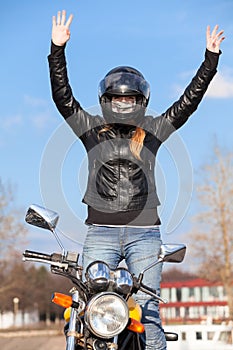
52, 292, 72, 308
127, 318, 145, 333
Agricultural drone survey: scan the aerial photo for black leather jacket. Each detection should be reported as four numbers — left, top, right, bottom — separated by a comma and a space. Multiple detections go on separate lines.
48, 44, 220, 213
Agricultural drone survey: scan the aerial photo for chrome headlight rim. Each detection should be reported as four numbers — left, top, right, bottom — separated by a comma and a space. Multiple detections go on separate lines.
85, 292, 129, 338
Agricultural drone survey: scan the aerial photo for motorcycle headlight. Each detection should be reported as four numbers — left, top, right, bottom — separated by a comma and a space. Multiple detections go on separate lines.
114, 268, 133, 294
86, 261, 110, 291
85, 292, 129, 338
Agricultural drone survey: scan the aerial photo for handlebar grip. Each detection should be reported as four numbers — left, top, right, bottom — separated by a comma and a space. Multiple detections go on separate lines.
23, 250, 52, 261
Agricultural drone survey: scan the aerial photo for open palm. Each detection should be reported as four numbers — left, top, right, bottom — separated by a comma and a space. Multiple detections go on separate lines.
52, 10, 73, 46
206, 25, 225, 53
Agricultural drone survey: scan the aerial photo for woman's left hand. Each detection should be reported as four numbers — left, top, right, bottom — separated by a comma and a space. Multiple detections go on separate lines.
206, 25, 225, 53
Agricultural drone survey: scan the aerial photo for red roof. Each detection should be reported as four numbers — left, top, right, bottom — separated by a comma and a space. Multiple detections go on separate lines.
161, 278, 223, 288
160, 300, 227, 308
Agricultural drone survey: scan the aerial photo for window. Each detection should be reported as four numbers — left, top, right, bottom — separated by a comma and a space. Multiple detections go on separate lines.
207, 331, 214, 340
196, 331, 202, 340
181, 332, 186, 341
176, 288, 182, 302
175, 307, 180, 318
219, 331, 232, 344
189, 287, 194, 300
209, 286, 219, 299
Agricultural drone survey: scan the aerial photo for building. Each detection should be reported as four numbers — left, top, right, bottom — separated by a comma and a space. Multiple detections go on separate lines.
160, 278, 229, 324
0, 310, 39, 329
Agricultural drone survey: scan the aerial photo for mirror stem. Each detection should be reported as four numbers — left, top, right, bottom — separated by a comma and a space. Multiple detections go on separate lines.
140, 257, 163, 275
51, 228, 65, 256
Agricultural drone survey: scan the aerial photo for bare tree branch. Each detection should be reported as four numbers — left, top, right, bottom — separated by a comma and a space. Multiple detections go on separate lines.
187, 145, 233, 319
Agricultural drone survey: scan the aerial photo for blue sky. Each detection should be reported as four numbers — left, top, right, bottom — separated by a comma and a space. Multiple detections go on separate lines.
1, 0, 233, 254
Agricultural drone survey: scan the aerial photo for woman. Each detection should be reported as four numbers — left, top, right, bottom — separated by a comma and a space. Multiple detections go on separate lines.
48, 10, 224, 350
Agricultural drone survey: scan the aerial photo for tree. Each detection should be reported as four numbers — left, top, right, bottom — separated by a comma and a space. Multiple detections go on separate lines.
0, 179, 72, 321
0, 178, 29, 304
0, 256, 71, 322
0, 179, 28, 260
187, 146, 233, 319
30, 265, 71, 322
162, 267, 197, 282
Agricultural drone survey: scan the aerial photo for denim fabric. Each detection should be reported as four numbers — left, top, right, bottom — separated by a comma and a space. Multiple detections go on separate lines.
82, 225, 167, 350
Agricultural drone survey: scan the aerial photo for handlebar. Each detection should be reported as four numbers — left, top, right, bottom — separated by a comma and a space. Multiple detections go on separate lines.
23, 250, 69, 269
23, 250, 53, 261
140, 283, 167, 303
23, 251, 167, 303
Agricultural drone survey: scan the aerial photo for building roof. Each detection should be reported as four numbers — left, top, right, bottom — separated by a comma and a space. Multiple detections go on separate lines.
161, 278, 223, 288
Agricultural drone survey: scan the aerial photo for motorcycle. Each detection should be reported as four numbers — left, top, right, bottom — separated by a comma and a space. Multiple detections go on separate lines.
23, 204, 186, 350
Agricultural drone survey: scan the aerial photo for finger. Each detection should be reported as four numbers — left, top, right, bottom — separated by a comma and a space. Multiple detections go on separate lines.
52, 15, 56, 28
211, 24, 219, 38
206, 25, 211, 39
66, 14, 74, 28
57, 11, 61, 25
217, 36, 225, 44
61, 9, 66, 26
216, 29, 224, 38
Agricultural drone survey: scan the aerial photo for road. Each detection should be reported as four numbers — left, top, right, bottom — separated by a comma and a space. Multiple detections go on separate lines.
0, 330, 66, 350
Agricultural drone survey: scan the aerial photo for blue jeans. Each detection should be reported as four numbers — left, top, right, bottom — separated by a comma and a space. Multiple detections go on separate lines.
82, 225, 167, 350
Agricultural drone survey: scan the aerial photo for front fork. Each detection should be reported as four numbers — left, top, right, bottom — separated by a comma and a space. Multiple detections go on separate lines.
66, 289, 80, 350
65, 290, 128, 350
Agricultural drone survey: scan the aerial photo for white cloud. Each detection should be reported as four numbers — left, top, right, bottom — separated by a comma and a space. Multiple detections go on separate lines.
2, 115, 22, 130
172, 68, 233, 99
31, 110, 53, 130
206, 71, 233, 98
24, 94, 56, 130
24, 94, 48, 107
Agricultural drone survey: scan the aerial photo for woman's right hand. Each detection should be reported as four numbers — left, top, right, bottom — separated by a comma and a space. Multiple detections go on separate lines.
52, 10, 73, 46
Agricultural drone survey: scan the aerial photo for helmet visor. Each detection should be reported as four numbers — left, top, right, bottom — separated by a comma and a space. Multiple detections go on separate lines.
99, 72, 150, 100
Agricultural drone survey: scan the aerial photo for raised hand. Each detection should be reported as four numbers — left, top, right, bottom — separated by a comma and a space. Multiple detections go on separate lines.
52, 10, 73, 46
206, 25, 225, 53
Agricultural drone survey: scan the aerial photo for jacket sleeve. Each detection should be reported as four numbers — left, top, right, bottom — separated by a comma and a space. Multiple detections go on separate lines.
47, 42, 101, 138
152, 49, 221, 142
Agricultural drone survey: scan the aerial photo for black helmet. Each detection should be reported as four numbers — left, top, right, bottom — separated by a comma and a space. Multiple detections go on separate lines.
98, 66, 150, 124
